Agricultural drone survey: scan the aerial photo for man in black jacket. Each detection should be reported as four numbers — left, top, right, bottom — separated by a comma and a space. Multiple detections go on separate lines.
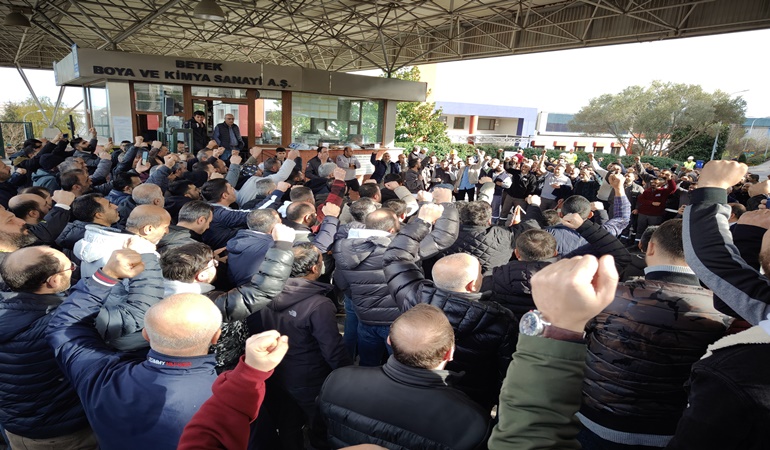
255, 242, 352, 450
318, 303, 489, 450
160, 223, 295, 372
184, 111, 210, 152
157, 201, 212, 254
0, 246, 97, 448
384, 203, 517, 412
578, 218, 730, 448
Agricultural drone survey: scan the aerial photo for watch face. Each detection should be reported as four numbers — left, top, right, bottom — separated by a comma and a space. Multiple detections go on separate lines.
520, 311, 544, 336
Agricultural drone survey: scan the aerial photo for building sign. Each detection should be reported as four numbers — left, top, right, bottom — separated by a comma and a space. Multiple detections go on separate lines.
53, 48, 428, 102
57, 48, 303, 91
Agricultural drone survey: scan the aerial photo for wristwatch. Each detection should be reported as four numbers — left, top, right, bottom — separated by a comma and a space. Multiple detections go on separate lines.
519, 310, 585, 342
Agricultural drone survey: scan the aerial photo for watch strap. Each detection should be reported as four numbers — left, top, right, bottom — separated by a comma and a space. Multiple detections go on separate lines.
542, 325, 586, 343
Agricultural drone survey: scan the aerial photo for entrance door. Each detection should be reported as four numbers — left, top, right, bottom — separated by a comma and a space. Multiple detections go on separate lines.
135, 112, 161, 142
192, 99, 249, 145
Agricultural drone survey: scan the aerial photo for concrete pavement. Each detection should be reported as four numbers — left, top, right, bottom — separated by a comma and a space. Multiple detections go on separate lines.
748, 159, 770, 180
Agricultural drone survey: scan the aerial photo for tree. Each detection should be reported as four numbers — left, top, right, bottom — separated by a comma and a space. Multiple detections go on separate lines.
386, 67, 449, 144
1, 96, 84, 143
668, 123, 729, 162
569, 81, 746, 156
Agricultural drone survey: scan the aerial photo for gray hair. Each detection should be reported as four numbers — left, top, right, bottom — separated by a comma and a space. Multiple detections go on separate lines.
132, 184, 164, 205
253, 178, 276, 198
318, 162, 337, 178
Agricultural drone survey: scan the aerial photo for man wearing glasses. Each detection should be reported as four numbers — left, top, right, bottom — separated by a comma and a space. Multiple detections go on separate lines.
0, 246, 98, 448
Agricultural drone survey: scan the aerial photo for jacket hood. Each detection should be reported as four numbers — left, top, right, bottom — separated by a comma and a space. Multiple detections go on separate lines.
228, 229, 273, 256
334, 235, 391, 270
269, 278, 332, 311
32, 169, 55, 181
74, 225, 129, 263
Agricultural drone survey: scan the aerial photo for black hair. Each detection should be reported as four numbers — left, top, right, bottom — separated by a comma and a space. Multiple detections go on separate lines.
651, 219, 684, 259
561, 195, 592, 219
160, 242, 213, 281
290, 242, 320, 278
72, 193, 106, 222
516, 229, 557, 261
358, 183, 380, 200
459, 201, 491, 226
200, 179, 230, 202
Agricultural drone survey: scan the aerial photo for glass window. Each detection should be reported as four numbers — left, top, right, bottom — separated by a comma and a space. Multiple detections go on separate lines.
478, 118, 495, 130
545, 113, 573, 133
191, 86, 248, 99
453, 117, 465, 129
134, 83, 183, 113
291, 93, 383, 148
256, 90, 282, 145
87, 86, 110, 138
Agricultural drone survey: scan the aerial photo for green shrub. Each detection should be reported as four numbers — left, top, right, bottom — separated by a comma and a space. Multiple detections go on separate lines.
394, 142, 679, 170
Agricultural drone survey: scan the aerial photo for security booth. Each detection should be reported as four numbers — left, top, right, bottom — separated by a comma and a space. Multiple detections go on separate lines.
53, 48, 426, 166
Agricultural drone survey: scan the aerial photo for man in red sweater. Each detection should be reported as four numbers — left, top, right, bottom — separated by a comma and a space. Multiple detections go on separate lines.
633, 170, 677, 240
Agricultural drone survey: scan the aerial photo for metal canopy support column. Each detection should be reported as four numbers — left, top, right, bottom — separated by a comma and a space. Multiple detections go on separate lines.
49, 86, 66, 127
15, 65, 51, 125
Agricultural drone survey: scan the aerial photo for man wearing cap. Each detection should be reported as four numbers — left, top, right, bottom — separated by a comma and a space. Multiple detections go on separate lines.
184, 111, 210, 152
683, 156, 696, 171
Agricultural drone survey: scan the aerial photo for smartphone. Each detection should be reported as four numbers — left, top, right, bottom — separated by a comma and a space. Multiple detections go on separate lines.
62, 133, 69, 139
141, 150, 149, 165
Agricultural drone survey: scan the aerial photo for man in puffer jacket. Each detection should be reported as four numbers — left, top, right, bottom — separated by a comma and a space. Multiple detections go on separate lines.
161, 226, 295, 372
384, 203, 517, 413
255, 242, 352, 449
0, 247, 97, 448
578, 219, 731, 449
334, 203, 459, 366
227, 209, 281, 287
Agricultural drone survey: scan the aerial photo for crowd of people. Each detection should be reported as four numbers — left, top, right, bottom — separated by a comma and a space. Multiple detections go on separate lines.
0, 128, 768, 450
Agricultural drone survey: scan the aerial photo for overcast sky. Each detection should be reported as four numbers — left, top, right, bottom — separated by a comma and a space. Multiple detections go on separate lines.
3, 28, 769, 119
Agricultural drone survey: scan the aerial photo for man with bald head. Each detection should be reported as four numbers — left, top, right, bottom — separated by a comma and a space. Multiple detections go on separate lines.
47, 248, 224, 449
0, 246, 97, 448
8, 193, 51, 225
384, 203, 516, 412
318, 303, 489, 449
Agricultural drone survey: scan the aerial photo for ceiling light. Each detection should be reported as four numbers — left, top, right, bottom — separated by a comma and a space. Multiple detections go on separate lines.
4, 11, 31, 28
193, 0, 226, 21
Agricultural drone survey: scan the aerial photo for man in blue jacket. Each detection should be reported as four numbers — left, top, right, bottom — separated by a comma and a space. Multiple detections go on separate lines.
47, 248, 223, 450
0, 246, 97, 448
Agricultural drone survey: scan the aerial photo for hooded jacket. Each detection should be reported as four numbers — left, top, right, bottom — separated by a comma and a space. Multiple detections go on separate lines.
74, 225, 136, 279
384, 219, 517, 411
258, 278, 352, 389
31, 168, 60, 193
0, 292, 90, 439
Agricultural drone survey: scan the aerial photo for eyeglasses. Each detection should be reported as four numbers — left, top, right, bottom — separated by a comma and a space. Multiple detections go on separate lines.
206, 259, 219, 270
59, 262, 77, 273
48, 262, 77, 281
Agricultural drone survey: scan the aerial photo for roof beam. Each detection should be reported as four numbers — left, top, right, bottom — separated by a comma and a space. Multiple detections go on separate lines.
98, 0, 183, 49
